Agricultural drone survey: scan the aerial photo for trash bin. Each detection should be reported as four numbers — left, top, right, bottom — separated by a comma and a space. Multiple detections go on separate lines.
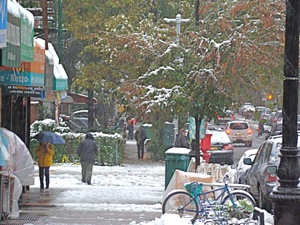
165, 147, 190, 189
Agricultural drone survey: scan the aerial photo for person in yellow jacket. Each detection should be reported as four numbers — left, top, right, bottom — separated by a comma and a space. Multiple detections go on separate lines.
35, 142, 55, 192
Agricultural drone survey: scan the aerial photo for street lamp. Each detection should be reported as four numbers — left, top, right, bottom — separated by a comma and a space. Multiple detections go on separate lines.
270, 0, 300, 224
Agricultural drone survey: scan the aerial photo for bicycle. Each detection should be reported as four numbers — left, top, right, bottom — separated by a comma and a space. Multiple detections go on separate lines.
162, 174, 256, 224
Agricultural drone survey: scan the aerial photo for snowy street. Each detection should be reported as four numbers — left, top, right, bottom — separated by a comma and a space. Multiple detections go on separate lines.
11, 139, 274, 225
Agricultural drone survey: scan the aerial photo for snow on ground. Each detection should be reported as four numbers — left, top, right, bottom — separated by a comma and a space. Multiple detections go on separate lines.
28, 163, 274, 225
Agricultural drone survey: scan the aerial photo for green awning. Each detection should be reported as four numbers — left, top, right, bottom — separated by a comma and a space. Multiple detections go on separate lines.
15, 0, 34, 62
1, 0, 21, 67
53, 63, 68, 91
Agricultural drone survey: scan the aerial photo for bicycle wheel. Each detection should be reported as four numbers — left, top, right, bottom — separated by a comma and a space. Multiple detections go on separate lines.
162, 190, 199, 223
221, 190, 256, 220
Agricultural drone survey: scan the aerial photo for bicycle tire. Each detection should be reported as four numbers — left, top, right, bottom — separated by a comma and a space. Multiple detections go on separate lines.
162, 190, 199, 223
221, 190, 256, 220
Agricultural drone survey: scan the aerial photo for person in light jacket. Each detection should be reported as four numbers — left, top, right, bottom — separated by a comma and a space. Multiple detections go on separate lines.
35, 142, 55, 192
77, 133, 98, 185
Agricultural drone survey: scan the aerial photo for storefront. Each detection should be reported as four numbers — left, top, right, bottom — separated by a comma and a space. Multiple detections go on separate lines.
0, 0, 37, 146
0, 1, 68, 145
35, 38, 68, 126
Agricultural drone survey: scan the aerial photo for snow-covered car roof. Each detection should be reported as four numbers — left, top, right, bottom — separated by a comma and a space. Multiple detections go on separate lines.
209, 129, 232, 144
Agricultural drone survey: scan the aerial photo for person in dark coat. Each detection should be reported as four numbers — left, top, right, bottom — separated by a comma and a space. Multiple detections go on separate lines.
127, 120, 134, 140
257, 119, 265, 138
174, 129, 189, 148
77, 133, 98, 185
134, 126, 147, 160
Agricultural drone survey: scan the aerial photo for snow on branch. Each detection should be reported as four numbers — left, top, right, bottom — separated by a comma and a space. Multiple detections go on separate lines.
139, 66, 175, 79
138, 85, 183, 110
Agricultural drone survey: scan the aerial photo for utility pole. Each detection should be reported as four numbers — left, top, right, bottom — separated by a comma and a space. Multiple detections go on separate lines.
57, 0, 62, 59
270, 0, 300, 224
41, 0, 48, 50
164, 14, 189, 37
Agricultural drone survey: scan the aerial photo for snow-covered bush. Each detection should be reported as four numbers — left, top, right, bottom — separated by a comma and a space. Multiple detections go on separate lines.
30, 119, 125, 165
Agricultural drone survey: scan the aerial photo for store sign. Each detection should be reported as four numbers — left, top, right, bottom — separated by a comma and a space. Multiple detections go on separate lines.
0, 66, 44, 86
3, 85, 44, 97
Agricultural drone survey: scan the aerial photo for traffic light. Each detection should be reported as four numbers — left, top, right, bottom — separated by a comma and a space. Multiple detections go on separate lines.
267, 94, 273, 101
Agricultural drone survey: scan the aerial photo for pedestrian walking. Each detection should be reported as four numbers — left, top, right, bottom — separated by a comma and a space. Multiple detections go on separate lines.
77, 133, 98, 185
127, 119, 134, 140
35, 142, 55, 192
174, 129, 189, 148
257, 119, 265, 138
134, 125, 147, 160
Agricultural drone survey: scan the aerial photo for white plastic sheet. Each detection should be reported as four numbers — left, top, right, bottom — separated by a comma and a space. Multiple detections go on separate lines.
0, 128, 34, 186
0, 127, 35, 217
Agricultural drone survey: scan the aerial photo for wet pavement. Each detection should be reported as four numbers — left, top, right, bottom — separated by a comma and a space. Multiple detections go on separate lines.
1, 138, 164, 225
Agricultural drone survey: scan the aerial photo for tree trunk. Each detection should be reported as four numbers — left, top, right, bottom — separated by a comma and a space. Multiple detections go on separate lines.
194, 0, 200, 27
194, 115, 201, 169
87, 89, 94, 129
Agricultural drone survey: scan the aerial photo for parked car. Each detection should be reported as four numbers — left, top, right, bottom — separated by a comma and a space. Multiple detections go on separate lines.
272, 110, 283, 126
255, 106, 266, 114
243, 135, 300, 212
238, 103, 255, 115
225, 120, 253, 147
266, 111, 277, 126
259, 108, 271, 123
233, 148, 258, 184
265, 121, 300, 140
69, 110, 101, 131
214, 109, 235, 125
206, 127, 234, 165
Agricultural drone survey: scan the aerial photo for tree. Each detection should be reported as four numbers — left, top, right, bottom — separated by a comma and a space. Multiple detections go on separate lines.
60, 0, 286, 161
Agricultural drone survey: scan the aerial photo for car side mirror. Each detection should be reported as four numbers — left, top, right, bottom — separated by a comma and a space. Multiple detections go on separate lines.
243, 157, 253, 165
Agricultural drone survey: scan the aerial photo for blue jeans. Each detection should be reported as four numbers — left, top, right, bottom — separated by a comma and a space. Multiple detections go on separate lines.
39, 166, 50, 189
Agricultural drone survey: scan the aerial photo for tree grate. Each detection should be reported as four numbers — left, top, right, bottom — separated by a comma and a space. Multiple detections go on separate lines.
0, 215, 46, 224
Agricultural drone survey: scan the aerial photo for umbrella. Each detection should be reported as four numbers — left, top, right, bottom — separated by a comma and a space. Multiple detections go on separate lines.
33, 131, 65, 145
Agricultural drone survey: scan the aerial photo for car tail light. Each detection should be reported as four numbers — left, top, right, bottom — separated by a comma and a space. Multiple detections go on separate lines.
223, 144, 233, 150
247, 129, 252, 135
265, 171, 277, 183
225, 129, 230, 135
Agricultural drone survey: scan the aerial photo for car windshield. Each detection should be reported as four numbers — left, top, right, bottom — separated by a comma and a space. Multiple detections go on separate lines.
229, 122, 249, 129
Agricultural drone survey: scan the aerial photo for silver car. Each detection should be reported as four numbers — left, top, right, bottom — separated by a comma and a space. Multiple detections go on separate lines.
233, 148, 258, 184
225, 120, 253, 147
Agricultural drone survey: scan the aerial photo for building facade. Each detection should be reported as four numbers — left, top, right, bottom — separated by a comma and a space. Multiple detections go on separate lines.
0, 0, 68, 147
